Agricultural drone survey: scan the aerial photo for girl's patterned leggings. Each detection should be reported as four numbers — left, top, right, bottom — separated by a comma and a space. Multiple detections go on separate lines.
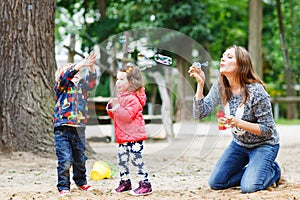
117, 141, 149, 182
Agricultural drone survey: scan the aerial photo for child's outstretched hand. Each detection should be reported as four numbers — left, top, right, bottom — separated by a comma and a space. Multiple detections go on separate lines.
75, 51, 97, 71
87, 51, 96, 72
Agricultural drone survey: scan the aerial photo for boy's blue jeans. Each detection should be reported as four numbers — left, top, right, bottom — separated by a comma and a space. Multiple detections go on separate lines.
54, 126, 87, 191
208, 141, 280, 193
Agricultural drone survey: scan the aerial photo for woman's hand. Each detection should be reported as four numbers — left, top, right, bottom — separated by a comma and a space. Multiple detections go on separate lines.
188, 62, 206, 99
188, 62, 206, 88
224, 115, 239, 128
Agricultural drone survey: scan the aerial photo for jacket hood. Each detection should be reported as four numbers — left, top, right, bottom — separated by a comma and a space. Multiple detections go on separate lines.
135, 87, 146, 107
118, 87, 146, 107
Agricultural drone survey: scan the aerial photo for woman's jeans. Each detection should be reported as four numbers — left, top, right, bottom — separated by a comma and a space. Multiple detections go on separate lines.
54, 126, 87, 191
208, 141, 280, 193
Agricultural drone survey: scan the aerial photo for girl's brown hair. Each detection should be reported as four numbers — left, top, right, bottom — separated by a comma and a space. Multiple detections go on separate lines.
119, 63, 143, 92
218, 45, 265, 106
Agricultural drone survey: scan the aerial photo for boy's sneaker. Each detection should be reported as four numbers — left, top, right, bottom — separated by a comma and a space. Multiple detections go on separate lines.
78, 184, 93, 191
129, 181, 152, 196
112, 179, 132, 193
58, 190, 71, 197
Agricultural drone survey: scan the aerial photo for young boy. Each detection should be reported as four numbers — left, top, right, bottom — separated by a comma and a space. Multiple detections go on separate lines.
53, 52, 97, 197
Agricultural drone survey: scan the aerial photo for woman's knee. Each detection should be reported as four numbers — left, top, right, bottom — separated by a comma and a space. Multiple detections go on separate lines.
240, 182, 262, 193
208, 178, 225, 190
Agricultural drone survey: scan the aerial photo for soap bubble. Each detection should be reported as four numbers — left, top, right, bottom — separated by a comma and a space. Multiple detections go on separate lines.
137, 52, 146, 61
92, 27, 215, 172
119, 35, 126, 43
154, 54, 172, 65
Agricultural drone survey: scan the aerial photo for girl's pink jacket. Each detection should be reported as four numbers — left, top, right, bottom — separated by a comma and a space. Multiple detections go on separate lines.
107, 88, 147, 144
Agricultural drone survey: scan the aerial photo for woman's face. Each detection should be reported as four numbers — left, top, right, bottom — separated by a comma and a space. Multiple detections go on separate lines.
220, 47, 238, 76
116, 71, 130, 93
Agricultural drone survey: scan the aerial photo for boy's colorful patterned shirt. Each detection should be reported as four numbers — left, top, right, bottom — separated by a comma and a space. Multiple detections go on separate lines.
53, 65, 96, 128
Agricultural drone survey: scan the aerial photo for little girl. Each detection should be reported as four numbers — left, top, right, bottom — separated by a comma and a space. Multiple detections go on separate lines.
106, 63, 152, 196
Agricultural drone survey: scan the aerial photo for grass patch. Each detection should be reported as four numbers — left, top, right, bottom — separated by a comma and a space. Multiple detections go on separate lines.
275, 118, 300, 125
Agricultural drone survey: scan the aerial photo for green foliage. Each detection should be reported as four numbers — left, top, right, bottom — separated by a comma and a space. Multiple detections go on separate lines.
82, 18, 120, 51
156, 0, 211, 42
55, 0, 300, 119
205, 0, 248, 60
262, 0, 300, 97
56, 0, 81, 15
95, 74, 110, 97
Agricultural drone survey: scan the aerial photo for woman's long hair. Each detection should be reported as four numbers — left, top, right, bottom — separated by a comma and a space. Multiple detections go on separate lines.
218, 45, 265, 106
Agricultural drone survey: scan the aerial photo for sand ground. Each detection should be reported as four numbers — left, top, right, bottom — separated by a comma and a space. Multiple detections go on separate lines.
0, 122, 299, 200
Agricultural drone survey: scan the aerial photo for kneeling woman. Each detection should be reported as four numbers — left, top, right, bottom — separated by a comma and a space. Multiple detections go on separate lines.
188, 45, 283, 193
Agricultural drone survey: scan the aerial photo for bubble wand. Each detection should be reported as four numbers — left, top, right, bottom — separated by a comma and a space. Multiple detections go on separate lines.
194, 61, 209, 68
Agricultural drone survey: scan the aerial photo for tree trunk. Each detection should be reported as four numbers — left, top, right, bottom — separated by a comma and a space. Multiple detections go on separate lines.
276, 0, 297, 119
152, 72, 174, 139
0, 0, 56, 154
248, 0, 263, 77
67, 34, 76, 63
96, 0, 106, 19
176, 56, 194, 121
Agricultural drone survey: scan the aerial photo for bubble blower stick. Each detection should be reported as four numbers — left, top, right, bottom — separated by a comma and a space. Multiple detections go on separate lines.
216, 110, 226, 130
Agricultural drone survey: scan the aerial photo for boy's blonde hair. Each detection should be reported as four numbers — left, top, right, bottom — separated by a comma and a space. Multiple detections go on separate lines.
119, 63, 143, 92
55, 63, 73, 82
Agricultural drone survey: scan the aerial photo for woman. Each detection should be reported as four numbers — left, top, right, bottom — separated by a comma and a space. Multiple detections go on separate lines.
188, 45, 283, 193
